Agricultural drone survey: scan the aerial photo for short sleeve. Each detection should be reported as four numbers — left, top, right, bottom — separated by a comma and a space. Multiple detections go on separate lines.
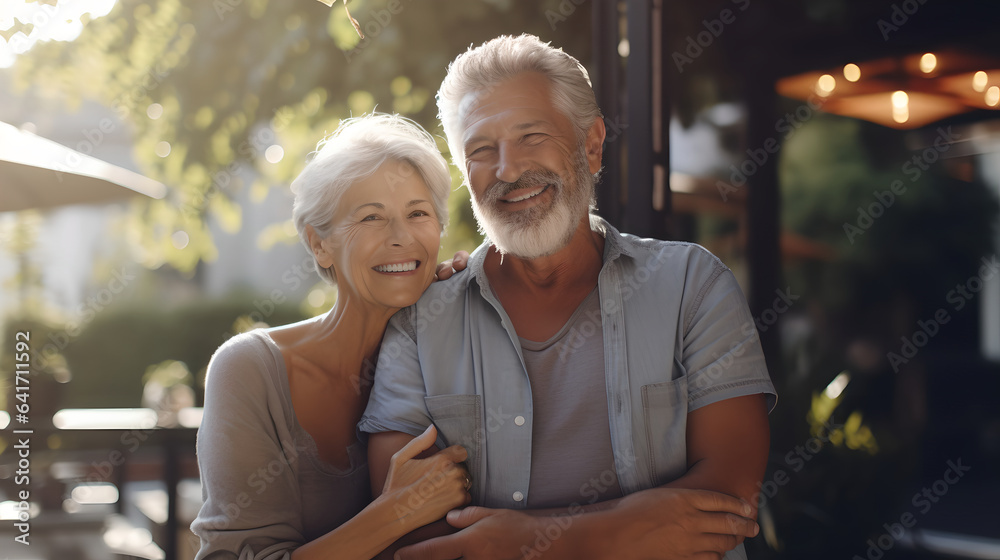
190, 333, 304, 560
358, 307, 433, 439
681, 263, 777, 413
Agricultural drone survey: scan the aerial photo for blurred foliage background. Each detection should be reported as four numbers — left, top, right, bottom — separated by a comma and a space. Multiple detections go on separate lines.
9, 0, 595, 274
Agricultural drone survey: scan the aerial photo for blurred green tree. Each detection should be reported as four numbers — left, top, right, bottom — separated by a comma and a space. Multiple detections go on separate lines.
10, 0, 593, 274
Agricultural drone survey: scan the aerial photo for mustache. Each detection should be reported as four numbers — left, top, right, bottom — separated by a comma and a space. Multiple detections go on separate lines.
484, 169, 564, 202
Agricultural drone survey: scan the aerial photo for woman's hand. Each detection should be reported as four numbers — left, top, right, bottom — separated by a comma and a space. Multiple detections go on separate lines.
381, 425, 471, 531
434, 251, 470, 281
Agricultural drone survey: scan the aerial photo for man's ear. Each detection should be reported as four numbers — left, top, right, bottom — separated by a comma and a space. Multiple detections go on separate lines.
584, 116, 606, 174
306, 225, 335, 269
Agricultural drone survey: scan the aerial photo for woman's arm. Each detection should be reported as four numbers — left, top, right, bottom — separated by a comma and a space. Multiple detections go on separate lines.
194, 335, 470, 560
191, 334, 310, 559
292, 426, 469, 560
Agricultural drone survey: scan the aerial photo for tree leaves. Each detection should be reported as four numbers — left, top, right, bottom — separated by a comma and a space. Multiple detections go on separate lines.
314, 0, 363, 38
0, 18, 35, 42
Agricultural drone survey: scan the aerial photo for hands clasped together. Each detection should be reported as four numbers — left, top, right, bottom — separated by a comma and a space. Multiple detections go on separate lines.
381, 424, 472, 533
391, 486, 758, 560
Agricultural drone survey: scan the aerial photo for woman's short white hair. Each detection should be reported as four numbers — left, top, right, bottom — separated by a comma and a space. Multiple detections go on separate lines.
291, 113, 451, 286
436, 34, 602, 180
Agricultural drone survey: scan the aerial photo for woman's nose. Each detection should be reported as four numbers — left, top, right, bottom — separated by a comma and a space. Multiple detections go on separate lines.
387, 218, 415, 247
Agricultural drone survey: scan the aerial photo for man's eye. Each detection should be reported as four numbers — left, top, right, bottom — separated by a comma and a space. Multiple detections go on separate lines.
468, 146, 491, 157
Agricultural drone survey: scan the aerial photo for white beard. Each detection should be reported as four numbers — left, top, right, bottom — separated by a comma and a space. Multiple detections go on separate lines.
471, 149, 594, 260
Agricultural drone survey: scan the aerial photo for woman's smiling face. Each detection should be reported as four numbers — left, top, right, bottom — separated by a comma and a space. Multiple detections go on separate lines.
315, 159, 442, 310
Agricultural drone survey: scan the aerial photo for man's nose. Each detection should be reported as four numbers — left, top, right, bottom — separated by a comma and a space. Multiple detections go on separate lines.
495, 143, 527, 184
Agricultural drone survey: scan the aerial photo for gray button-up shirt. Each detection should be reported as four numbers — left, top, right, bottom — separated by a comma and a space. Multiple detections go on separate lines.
359, 217, 776, 555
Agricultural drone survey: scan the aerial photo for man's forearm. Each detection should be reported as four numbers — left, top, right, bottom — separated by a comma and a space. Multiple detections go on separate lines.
374, 520, 458, 560
522, 456, 755, 518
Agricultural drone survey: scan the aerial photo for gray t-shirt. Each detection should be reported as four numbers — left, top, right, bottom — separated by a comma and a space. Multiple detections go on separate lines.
191, 330, 370, 560
520, 288, 624, 509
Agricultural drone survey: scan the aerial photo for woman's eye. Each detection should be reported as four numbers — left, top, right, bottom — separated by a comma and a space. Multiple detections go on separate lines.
410, 210, 429, 218
361, 214, 380, 222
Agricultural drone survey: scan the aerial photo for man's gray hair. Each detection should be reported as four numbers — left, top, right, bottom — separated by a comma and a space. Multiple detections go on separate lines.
291, 113, 451, 286
436, 34, 602, 181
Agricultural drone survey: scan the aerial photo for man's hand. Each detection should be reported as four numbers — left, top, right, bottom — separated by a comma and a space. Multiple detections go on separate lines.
395, 507, 550, 560
434, 250, 470, 281
597, 487, 758, 559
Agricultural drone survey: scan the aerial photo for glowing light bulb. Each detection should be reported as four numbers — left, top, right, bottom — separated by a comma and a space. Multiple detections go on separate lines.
919, 53, 937, 74
816, 74, 836, 96
986, 86, 1000, 107
973, 71, 989, 93
843, 63, 861, 82
891, 91, 909, 124
891, 91, 909, 108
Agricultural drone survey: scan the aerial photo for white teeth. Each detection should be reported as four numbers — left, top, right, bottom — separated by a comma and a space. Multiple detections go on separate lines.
374, 261, 418, 273
504, 186, 546, 203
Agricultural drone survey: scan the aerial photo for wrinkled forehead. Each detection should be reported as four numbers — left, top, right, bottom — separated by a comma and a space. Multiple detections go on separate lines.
455, 73, 563, 138
456, 90, 486, 134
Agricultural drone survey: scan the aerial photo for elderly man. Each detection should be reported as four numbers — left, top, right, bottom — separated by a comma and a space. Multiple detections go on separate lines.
359, 34, 776, 559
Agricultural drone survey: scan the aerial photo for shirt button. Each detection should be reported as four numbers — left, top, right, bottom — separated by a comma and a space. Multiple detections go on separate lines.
514, 415, 525, 426
512, 491, 524, 502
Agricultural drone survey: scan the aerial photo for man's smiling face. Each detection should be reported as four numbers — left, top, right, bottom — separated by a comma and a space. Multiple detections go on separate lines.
460, 72, 598, 259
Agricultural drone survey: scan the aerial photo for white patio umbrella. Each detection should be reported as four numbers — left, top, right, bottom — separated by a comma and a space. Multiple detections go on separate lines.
0, 120, 166, 212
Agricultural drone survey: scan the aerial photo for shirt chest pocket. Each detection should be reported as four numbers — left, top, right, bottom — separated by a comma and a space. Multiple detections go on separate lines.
641, 376, 689, 486
424, 394, 483, 503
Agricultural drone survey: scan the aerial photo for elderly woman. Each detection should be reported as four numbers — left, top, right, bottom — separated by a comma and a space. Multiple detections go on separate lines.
191, 114, 471, 560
